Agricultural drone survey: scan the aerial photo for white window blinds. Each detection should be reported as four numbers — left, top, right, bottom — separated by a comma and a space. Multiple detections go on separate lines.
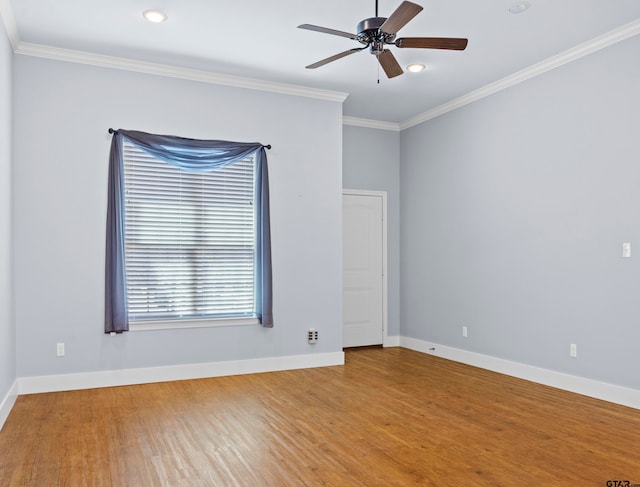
122, 141, 257, 323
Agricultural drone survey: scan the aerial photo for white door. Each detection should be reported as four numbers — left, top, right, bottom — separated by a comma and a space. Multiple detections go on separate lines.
343, 192, 384, 348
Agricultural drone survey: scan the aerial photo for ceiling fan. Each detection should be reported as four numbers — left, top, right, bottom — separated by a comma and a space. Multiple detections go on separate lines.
298, 0, 468, 78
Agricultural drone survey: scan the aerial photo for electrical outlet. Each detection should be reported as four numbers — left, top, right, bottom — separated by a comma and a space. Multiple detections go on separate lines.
308, 329, 318, 344
56, 342, 65, 357
570, 343, 577, 358
462, 326, 468, 338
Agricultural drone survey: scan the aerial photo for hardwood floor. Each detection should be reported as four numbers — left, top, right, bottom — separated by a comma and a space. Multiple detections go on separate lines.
1, 347, 639, 486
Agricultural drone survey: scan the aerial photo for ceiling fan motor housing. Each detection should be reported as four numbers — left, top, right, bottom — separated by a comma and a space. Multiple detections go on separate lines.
357, 17, 396, 54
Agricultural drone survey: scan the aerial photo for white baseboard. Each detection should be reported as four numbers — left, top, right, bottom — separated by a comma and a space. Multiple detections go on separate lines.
11, 338, 639, 416
384, 335, 401, 347
0, 380, 18, 431
401, 336, 640, 410
18, 351, 345, 395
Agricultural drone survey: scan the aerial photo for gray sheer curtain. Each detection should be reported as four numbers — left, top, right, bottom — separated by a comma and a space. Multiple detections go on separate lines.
105, 129, 273, 333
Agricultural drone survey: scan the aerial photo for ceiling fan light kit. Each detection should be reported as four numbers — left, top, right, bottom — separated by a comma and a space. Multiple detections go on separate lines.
298, 0, 468, 79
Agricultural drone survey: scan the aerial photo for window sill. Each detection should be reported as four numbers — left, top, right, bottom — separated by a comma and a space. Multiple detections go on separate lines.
128, 317, 260, 332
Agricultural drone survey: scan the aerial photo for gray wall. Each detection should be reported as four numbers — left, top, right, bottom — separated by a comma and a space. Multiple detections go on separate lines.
0, 18, 15, 400
13, 56, 344, 377
343, 125, 400, 337
401, 35, 640, 389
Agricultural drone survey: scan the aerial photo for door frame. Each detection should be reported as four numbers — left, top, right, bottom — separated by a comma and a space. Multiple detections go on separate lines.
342, 189, 389, 347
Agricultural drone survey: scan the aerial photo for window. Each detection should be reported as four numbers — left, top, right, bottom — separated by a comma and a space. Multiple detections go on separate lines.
122, 141, 257, 326
105, 129, 272, 333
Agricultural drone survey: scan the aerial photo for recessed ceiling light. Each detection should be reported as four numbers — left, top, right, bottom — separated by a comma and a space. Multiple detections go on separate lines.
143, 9, 167, 23
407, 64, 425, 73
509, 1, 531, 14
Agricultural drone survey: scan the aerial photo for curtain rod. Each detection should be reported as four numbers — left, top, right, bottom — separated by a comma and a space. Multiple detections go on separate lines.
108, 128, 271, 149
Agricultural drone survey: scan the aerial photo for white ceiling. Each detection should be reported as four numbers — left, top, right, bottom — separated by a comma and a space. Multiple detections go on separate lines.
6, 0, 640, 124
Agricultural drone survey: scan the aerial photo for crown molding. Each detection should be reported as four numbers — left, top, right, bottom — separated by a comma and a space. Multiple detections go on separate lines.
400, 18, 640, 131
7, 15, 640, 128
0, 0, 19, 50
342, 116, 400, 132
14, 42, 349, 103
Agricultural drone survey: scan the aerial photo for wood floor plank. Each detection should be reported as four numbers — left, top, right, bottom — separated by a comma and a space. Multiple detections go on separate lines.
1, 347, 639, 485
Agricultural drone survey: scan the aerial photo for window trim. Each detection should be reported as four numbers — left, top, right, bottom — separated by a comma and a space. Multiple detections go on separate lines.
129, 316, 260, 332
122, 141, 258, 326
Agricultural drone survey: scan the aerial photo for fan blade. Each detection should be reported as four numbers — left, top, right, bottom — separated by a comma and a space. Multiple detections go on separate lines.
298, 24, 359, 40
380, 1, 423, 35
378, 50, 404, 78
396, 37, 468, 50
306, 48, 365, 69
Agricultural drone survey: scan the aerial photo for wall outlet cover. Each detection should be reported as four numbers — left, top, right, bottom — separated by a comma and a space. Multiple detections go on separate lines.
570, 343, 577, 358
